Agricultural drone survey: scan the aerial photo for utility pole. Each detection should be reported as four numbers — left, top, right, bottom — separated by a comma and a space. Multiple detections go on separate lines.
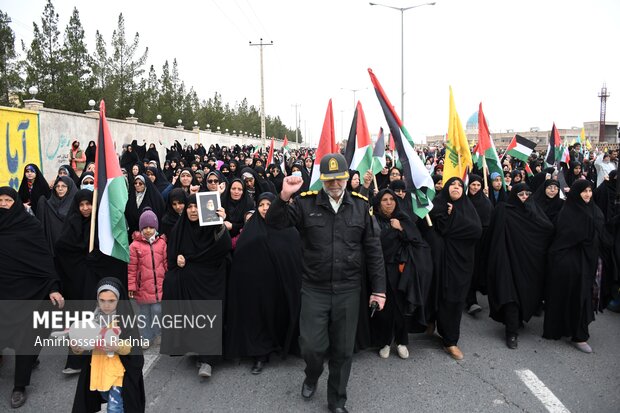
249, 38, 273, 149
292, 103, 301, 144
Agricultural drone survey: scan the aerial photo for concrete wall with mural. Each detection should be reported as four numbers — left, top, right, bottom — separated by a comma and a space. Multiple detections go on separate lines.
2, 105, 297, 187
1, 107, 42, 189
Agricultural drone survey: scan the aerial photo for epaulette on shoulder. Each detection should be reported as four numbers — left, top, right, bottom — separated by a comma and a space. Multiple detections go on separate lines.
351, 191, 368, 201
300, 190, 319, 197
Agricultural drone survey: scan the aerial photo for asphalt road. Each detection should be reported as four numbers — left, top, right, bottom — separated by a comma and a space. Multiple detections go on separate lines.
1, 294, 619, 412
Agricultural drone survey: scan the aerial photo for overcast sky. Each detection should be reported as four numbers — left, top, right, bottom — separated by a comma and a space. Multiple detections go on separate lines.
5, 0, 620, 145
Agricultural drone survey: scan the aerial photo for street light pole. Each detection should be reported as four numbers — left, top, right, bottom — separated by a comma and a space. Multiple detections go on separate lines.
369, 1, 436, 123
340, 87, 368, 112
292, 103, 301, 144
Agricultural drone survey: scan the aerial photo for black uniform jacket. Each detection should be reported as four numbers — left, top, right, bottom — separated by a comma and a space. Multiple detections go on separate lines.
266, 189, 386, 294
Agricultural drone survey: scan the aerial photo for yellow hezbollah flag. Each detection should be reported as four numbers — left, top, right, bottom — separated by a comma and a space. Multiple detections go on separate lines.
0, 107, 41, 189
443, 86, 472, 184
581, 128, 593, 150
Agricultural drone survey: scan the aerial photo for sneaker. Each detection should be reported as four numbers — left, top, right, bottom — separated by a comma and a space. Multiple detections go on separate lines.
62, 367, 81, 375
572, 342, 592, 353
467, 304, 482, 315
396, 344, 409, 359
198, 362, 212, 377
443, 345, 464, 360
378, 345, 390, 359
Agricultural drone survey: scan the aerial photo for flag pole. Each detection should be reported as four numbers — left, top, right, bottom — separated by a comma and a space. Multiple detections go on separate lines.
88, 188, 98, 252
482, 156, 489, 191
370, 157, 379, 191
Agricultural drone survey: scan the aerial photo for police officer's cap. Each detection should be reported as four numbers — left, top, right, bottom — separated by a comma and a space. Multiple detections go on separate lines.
319, 153, 349, 181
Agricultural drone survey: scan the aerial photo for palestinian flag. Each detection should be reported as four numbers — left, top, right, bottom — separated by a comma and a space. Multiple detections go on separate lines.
94, 100, 129, 262
545, 122, 562, 166
368, 68, 434, 218
560, 145, 571, 165
309, 99, 337, 190
474, 103, 504, 188
506, 134, 537, 162
266, 137, 275, 166
344, 101, 373, 174
280, 135, 289, 175
524, 163, 534, 177
443, 87, 473, 184
372, 127, 387, 175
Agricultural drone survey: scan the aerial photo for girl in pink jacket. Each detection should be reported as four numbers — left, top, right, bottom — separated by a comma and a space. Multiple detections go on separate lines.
128, 208, 167, 348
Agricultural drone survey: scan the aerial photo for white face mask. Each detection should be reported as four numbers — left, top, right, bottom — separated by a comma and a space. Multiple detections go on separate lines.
81, 183, 94, 191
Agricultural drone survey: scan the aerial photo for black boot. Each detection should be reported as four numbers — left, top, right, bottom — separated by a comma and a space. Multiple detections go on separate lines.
505, 334, 518, 350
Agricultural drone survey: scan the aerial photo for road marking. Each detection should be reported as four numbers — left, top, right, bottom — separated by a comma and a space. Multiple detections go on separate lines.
516, 369, 571, 413
143, 353, 160, 376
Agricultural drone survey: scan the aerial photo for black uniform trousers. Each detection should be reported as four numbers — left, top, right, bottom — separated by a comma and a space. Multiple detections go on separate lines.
299, 286, 360, 409
14, 354, 39, 388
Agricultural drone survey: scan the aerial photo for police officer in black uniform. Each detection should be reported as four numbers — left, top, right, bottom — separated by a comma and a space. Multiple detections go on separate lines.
266, 153, 386, 413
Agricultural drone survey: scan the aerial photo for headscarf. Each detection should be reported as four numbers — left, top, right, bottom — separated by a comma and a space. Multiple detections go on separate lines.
431, 177, 483, 240
467, 174, 493, 227
553, 179, 605, 250
532, 179, 563, 224
146, 165, 171, 193
58, 164, 81, 187
125, 173, 165, 235
160, 188, 188, 237
347, 170, 362, 192
84, 140, 97, 164
565, 161, 583, 187
222, 178, 254, 237
173, 168, 198, 194
17, 163, 50, 213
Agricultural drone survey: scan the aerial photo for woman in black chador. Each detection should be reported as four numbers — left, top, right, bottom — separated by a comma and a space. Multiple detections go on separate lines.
369, 189, 432, 360
485, 182, 554, 349
17, 163, 50, 214
464, 174, 494, 315
161, 194, 231, 378
225, 192, 302, 374
425, 177, 482, 360
0, 186, 64, 408
543, 179, 611, 353
532, 179, 563, 225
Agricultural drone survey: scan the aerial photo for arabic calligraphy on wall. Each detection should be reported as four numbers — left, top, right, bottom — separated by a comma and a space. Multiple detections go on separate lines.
0, 107, 41, 189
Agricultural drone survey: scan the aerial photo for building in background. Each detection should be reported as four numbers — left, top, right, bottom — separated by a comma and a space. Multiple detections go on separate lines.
425, 111, 619, 150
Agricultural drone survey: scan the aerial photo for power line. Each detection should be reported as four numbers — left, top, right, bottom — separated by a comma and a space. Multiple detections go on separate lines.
231, 0, 261, 38
210, 0, 251, 41
243, 0, 271, 39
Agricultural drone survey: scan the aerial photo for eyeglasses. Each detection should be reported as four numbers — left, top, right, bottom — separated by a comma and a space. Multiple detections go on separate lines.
207, 179, 219, 184
517, 191, 531, 197
134, 181, 145, 186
